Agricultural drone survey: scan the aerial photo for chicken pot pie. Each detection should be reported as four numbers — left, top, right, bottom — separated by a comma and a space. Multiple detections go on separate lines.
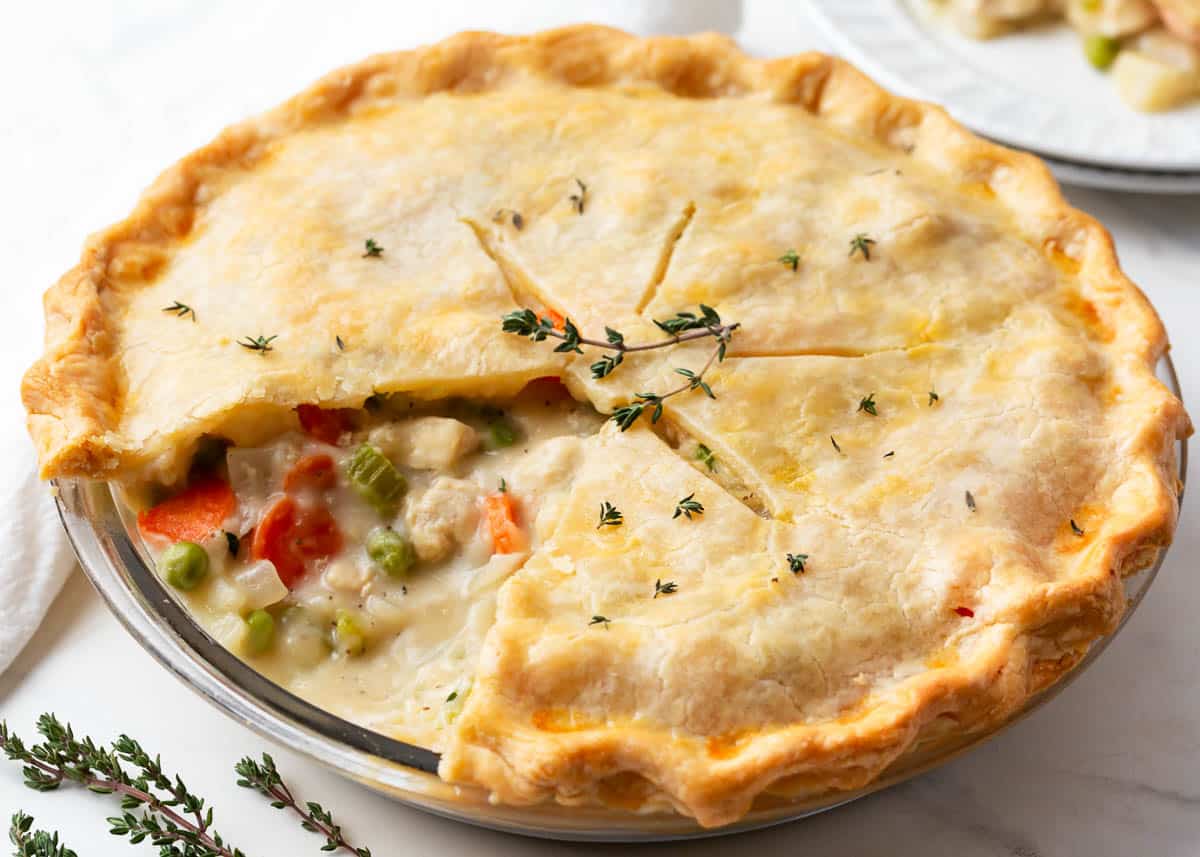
934, 0, 1200, 111
23, 26, 1189, 828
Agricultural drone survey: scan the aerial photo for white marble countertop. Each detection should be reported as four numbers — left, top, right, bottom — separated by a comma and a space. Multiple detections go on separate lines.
3, 3, 1199, 855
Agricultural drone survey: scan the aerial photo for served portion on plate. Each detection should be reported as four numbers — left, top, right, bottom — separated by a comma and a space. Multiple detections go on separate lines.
935, 0, 1200, 110
22, 26, 1189, 829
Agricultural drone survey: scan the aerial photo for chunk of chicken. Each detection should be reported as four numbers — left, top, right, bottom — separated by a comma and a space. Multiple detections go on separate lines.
404, 476, 480, 562
369, 417, 479, 471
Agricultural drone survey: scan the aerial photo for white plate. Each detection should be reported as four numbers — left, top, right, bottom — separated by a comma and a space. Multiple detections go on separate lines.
808, 0, 1200, 172
1042, 153, 1200, 193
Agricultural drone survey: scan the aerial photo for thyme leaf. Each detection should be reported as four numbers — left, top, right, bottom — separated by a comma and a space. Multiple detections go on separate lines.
589, 615, 611, 628
162, 300, 195, 322
1070, 519, 1085, 537
787, 553, 809, 574
830, 435, 842, 454
569, 178, 588, 214
965, 490, 977, 512
849, 233, 876, 260
597, 501, 624, 529
673, 493, 704, 520
695, 443, 717, 471
654, 579, 678, 598
857, 393, 877, 416
778, 249, 800, 272
238, 335, 277, 355
362, 238, 383, 258
929, 390, 940, 406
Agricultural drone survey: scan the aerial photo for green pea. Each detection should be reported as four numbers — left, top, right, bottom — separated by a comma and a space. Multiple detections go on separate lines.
160, 541, 209, 591
1084, 34, 1120, 70
486, 419, 517, 449
243, 609, 275, 655
345, 443, 406, 515
366, 528, 416, 579
333, 609, 366, 656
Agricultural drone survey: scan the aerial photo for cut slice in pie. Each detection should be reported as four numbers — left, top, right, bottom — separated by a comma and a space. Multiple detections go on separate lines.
23, 26, 1189, 828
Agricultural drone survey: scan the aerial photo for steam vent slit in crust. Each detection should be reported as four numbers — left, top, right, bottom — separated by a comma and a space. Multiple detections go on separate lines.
22, 26, 1190, 828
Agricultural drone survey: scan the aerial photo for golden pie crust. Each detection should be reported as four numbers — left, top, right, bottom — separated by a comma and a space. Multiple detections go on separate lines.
22, 26, 1190, 827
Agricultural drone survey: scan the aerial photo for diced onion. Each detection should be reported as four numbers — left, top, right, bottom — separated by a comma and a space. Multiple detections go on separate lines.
232, 559, 289, 610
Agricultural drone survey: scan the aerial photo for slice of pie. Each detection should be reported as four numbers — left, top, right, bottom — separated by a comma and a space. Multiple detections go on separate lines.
23, 26, 1189, 828
935, 0, 1200, 111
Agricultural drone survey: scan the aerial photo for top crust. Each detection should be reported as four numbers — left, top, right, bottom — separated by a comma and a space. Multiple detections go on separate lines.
22, 25, 1190, 827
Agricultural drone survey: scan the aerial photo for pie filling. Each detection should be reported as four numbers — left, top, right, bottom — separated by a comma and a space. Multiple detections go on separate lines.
132, 382, 606, 749
934, 0, 1200, 111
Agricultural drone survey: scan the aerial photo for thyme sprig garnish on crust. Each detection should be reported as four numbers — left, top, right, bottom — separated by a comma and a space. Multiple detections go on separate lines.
654, 579, 678, 598
673, 493, 704, 520
238, 335, 277, 355
597, 501, 623, 529
778, 249, 800, 272
502, 304, 738, 430
362, 238, 383, 258
162, 301, 195, 322
849, 233, 876, 260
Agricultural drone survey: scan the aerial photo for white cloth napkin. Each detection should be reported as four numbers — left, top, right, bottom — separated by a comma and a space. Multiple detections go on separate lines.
0, 0, 755, 678
0, 453, 77, 674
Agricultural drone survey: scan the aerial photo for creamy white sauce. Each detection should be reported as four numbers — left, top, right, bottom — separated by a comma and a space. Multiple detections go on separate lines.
144, 393, 601, 749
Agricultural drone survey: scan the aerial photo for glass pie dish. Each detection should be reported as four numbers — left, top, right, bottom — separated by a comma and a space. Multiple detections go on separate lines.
51, 358, 1186, 842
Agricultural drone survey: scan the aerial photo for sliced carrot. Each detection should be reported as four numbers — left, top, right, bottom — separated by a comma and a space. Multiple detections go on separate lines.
296, 404, 353, 445
251, 496, 343, 589
482, 492, 527, 554
252, 497, 302, 586
538, 307, 566, 330
138, 476, 236, 542
283, 453, 337, 492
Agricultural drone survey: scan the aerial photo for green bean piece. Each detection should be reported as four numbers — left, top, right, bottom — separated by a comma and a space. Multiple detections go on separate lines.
243, 609, 275, 655
160, 541, 209, 591
345, 443, 406, 515
334, 609, 367, 656
486, 419, 518, 449
1084, 34, 1120, 70
366, 527, 416, 579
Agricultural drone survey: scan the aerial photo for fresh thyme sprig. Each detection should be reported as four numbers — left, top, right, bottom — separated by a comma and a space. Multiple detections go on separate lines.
362, 238, 383, 258
597, 501, 623, 529
695, 443, 717, 472
1, 714, 376, 857
673, 493, 704, 520
778, 249, 800, 272
858, 393, 877, 416
238, 335, 277, 355
849, 233, 876, 260
234, 754, 371, 857
589, 615, 611, 628
653, 579, 678, 598
569, 178, 588, 214
501, 305, 737, 372
610, 338, 729, 431
0, 714, 244, 856
162, 301, 195, 322
9, 812, 76, 857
